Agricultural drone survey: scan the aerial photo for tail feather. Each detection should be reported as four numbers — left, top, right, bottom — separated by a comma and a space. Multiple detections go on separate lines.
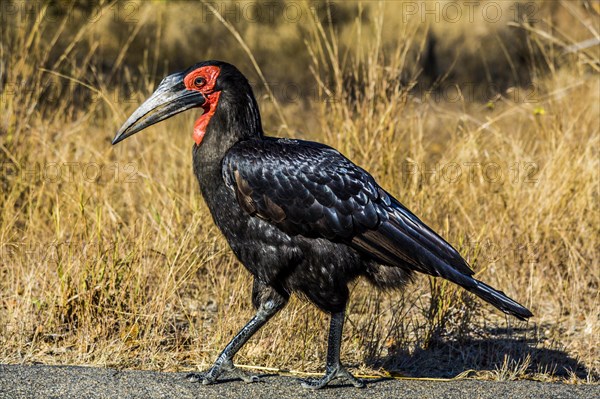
353, 197, 533, 320
466, 279, 533, 320
431, 259, 533, 320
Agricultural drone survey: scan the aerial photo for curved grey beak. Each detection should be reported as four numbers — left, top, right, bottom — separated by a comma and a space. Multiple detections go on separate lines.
112, 71, 205, 145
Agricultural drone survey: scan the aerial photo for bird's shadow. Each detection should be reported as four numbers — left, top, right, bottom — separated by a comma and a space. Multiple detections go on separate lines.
363, 325, 596, 382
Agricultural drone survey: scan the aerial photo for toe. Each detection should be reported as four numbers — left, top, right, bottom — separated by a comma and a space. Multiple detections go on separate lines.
299, 378, 321, 389
299, 366, 363, 389
351, 378, 365, 388
186, 371, 216, 385
236, 371, 261, 383
337, 368, 365, 388
186, 373, 203, 383
299, 376, 332, 389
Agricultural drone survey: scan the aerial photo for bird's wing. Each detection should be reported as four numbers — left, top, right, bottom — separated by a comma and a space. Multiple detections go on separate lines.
222, 137, 473, 278
223, 138, 533, 320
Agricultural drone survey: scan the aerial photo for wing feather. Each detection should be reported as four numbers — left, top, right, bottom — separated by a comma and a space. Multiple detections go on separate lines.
221, 137, 532, 320
223, 137, 469, 274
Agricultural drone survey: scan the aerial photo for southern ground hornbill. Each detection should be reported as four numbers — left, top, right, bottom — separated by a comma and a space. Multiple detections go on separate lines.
112, 60, 533, 389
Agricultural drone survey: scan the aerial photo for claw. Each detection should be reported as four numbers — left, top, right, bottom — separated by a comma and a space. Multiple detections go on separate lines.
186, 359, 261, 385
228, 367, 260, 384
299, 365, 365, 389
186, 372, 211, 384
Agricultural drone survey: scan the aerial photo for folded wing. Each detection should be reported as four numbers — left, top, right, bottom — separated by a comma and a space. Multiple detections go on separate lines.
222, 138, 532, 320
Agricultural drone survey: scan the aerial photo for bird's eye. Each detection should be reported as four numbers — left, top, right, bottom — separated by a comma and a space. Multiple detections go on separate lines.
194, 77, 206, 87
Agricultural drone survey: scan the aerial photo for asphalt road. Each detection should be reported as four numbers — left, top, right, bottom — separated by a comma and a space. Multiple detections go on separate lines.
0, 364, 598, 399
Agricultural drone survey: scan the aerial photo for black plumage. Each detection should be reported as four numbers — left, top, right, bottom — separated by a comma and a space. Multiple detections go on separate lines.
114, 60, 533, 389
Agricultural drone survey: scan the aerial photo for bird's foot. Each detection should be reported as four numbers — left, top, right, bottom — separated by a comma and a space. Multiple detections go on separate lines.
299, 364, 365, 389
187, 359, 260, 385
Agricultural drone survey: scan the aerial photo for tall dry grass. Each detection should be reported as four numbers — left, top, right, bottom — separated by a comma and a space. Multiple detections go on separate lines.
0, 0, 598, 382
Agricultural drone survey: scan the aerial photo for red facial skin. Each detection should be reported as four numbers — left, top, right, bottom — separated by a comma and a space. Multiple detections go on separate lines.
183, 66, 221, 145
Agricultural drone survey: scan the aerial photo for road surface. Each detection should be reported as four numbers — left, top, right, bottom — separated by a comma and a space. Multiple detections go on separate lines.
0, 364, 597, 399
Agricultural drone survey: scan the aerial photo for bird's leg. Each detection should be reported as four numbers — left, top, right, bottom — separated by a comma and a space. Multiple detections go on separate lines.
187, 301, 279, 384
300, 311, 365, 389
188, 282, 287, 385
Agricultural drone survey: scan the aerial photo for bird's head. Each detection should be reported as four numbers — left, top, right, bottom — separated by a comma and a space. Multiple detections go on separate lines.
113, 60, 260, 146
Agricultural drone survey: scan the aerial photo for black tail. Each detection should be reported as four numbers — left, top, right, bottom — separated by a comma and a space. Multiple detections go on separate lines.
464, 278, 533, 320
352, 196, 533, 320
426, 257, 533, 320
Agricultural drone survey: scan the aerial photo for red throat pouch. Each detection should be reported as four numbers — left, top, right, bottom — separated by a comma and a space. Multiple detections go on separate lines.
193, 91, 221, 145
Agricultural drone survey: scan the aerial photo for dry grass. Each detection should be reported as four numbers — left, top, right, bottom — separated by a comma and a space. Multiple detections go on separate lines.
0, 0, 598, 383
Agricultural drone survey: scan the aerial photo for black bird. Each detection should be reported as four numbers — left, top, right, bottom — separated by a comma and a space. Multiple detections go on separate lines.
113, 61, 533, 389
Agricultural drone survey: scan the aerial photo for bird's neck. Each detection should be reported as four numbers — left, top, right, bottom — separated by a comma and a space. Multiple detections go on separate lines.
194, 91, 263, 163
193, 93, 263, 220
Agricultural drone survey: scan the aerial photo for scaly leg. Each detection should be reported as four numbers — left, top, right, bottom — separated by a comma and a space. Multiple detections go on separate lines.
188, 281, 287, 385
300, 311, 365, 389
